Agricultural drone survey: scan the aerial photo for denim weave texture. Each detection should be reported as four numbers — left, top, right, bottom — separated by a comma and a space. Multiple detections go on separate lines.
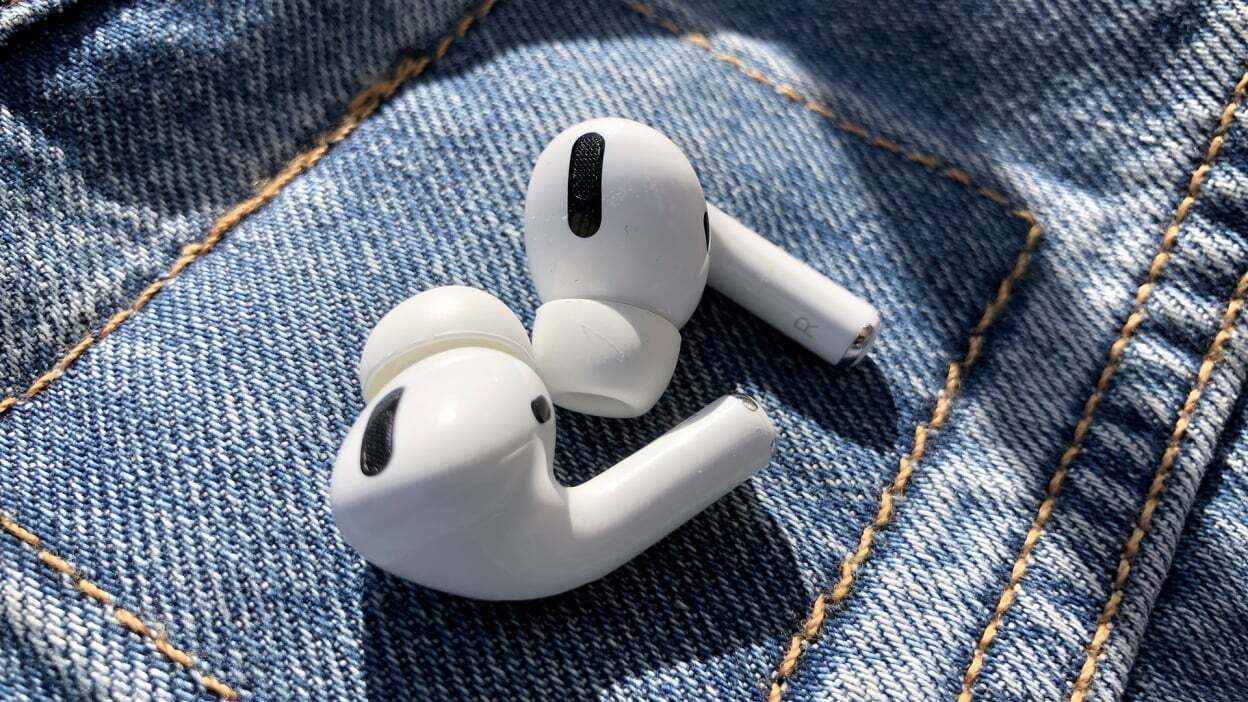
1, 0, 1247, 700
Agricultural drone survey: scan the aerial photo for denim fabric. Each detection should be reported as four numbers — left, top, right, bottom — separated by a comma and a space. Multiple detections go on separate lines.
0, 0, 75, 40
0, 530, 208, 700
1126, 385, 1248, 702
0, 0, 465, 400
1, 0, 1247, 700
1128, 382, 1248, 699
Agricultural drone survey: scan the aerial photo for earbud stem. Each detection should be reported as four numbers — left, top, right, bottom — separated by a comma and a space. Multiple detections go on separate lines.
568, 393, 776, 546
706, 204, 879, 366
341, 392, 776, 601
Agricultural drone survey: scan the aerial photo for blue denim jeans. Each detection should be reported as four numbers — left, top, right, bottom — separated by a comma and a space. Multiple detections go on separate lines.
2, 0, 1247, 699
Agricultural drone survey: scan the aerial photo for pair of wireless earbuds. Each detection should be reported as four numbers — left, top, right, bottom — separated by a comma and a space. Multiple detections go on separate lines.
330, 118, 880, 600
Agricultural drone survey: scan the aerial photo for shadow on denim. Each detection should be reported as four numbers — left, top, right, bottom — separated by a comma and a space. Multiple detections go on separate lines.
360, 482, 801, 699
17, 0, 1232, 699
355, 290, 901, 697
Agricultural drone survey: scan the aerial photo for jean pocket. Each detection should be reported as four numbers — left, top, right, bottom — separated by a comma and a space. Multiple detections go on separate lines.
0, 0, 1046, 698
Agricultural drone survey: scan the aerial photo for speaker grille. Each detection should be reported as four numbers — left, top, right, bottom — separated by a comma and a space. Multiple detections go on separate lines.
360, 387, 403, 476
567, 132, 605, 237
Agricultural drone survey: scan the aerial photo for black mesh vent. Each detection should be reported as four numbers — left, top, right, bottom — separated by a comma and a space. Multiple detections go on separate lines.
361, 387, 403, 476
567, 132, 605, 237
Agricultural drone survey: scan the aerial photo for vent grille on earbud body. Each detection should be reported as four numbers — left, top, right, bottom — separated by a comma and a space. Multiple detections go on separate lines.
361, 387, 403, 476
567, 132, 605, 237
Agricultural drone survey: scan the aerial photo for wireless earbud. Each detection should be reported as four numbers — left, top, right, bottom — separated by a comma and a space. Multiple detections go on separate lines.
331, 285, 777, 600
525, 119, 709, 418
524, 117, 880, 418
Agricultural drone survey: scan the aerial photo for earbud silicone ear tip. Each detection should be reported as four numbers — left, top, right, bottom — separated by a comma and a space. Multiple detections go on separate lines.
358, 286, 536, 401
531, 299, 680, 418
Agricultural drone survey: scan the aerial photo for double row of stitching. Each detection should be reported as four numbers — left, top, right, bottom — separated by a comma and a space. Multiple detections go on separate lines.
26, 2, 1227, 700
623, 5, 1043, 700
0, 0, 498, 696
958, 68, 1248, 700
1067, 268, 1248, 701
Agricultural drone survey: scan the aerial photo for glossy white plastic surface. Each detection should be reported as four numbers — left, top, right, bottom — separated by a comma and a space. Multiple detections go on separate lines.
524, 117, 710, 326
331, 347, 776, 600
531, 298, 681, 417
524, 118, 880, 420
357, 285, 536, 401
707, 204, 880, 366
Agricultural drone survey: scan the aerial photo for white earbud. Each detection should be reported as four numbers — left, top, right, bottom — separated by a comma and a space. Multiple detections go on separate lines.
332, 285, 777, 600
525, 119, 709, 418
525, 117, 880, 418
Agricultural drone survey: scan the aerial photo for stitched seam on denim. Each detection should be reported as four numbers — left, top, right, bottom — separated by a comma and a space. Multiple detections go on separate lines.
0, 0, 497, 696
958, 68, 1248, 702
0, 514, 240, 699
627, 2, 1016, 209
763, 228, 1040, 702
0, 0, 495, 416
624, 5, 1044, 700
1064, 272, 1248, 700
